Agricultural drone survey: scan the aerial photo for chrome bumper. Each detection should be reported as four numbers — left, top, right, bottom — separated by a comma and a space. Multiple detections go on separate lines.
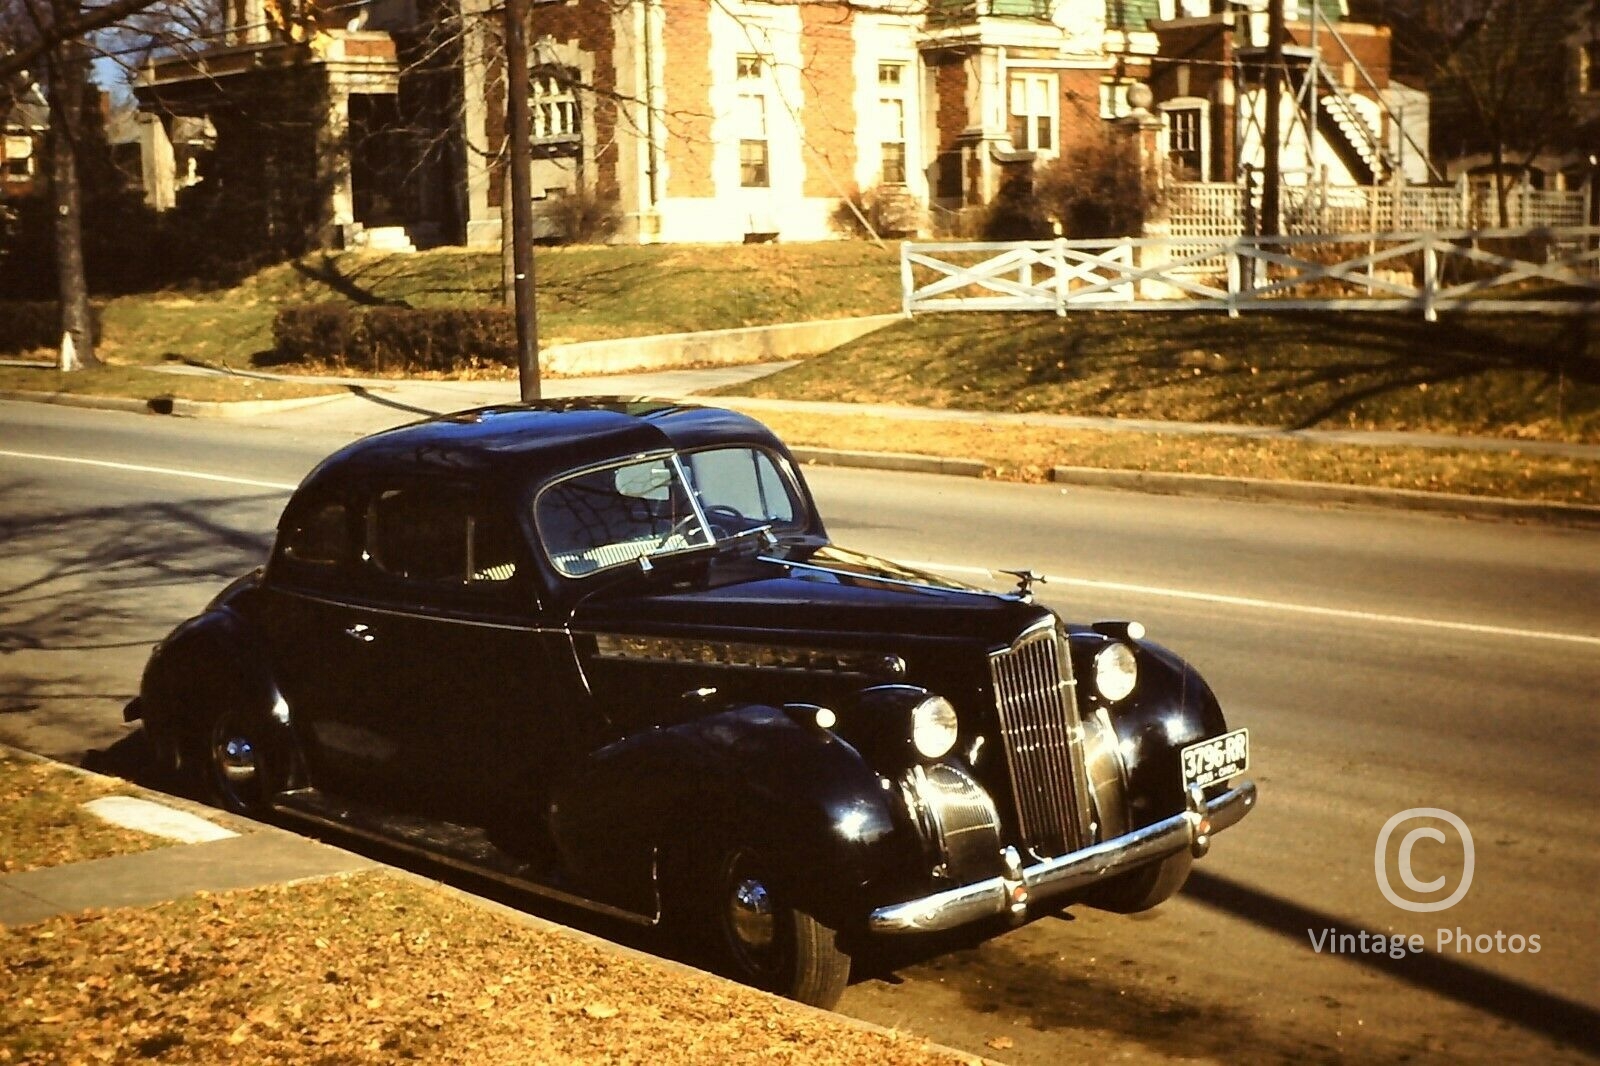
869, 779, 1257, 934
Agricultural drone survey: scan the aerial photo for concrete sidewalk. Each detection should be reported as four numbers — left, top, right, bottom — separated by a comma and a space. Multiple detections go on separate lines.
0, 754, 374, 929
143, 359, 1600, 462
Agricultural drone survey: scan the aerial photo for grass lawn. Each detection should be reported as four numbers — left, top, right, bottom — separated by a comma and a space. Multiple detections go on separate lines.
0, 365, 342, 403
726, 310, 1600, 443
92, 243, 904, 369
744, 408, 1600, 506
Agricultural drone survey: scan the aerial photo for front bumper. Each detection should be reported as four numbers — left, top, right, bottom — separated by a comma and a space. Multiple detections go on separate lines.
869, 779, 1257, 934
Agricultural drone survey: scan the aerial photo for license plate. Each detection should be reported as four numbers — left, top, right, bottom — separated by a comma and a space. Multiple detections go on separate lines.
1181, 728, 1250, 789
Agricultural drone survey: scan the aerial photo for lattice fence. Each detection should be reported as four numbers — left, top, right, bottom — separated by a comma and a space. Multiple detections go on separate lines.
1170, 178, 1590, 242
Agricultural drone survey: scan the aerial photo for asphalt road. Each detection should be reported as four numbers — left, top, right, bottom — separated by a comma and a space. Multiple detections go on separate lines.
2, 400, 1596, 1065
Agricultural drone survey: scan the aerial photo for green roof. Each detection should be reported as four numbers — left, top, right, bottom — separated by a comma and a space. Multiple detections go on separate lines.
1106, 0, 1344, 32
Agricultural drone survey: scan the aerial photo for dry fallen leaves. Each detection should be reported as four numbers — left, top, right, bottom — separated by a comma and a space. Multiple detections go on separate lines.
1, 871, 971, 1066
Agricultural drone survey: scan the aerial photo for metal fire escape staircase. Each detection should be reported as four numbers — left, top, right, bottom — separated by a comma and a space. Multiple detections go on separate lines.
1303, 56, 1390, 184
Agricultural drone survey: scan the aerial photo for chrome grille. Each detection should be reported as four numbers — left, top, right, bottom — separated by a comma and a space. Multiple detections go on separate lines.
988, 620, 1093, 857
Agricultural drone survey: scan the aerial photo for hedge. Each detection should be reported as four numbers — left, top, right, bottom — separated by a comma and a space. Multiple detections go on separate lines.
272, 304, 517, 372
0, 302, 103, 354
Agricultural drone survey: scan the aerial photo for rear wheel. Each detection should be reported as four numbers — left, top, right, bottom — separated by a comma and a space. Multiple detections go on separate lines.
1088, 851, 1193, 914
201, 706, 280, 816
699, 846, 851, 1009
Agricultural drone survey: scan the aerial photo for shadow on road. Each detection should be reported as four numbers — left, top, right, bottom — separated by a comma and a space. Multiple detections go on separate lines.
0, 482, 277, 739
1186, 869, 1600, 1056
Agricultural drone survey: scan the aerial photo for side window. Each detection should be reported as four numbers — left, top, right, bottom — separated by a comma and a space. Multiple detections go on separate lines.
685, 448, 798, 524
280, 499, 350, 568
536, 458, 709, 576
365, 486, 519, 587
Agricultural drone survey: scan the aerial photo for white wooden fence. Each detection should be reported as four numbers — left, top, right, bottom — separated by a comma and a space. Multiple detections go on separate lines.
901, 228, 1600, 320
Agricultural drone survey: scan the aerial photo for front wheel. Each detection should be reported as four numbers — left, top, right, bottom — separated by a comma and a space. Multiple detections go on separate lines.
200, 706, 281, 816
701, 846, 851, 1009
1087, 850, 1193, 914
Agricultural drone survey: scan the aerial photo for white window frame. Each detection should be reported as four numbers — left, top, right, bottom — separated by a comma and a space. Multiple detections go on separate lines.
737, 91, 769, 188
1159, 97, 1210, 179
878, 61, 909, 185
1007, 72, 1058, 155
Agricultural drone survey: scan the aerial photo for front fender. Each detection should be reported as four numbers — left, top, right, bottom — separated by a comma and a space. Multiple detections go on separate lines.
1070, 632, 1228, 829
549, 704, 903, 923
138, 607, 296, 779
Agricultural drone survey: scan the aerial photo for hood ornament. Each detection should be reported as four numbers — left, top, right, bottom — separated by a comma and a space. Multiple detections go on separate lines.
999, 568, 1047, 601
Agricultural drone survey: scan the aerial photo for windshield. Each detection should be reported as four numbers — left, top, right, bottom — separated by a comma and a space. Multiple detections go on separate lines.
536, 447, 806, 577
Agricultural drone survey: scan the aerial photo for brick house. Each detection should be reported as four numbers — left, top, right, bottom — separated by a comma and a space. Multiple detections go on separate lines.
135, 0, 1424, 248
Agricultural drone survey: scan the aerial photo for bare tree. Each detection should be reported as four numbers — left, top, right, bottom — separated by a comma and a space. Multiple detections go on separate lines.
1356, 0, 1583, 223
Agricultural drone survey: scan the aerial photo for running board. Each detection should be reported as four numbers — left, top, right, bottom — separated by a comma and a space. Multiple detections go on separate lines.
270, 787, 659, 927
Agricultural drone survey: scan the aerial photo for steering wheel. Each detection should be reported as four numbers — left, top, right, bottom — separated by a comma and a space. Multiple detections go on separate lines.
701, 505, 749, 539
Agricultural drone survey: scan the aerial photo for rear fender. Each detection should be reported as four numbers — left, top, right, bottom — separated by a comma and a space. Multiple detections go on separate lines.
548, 704, 902, 924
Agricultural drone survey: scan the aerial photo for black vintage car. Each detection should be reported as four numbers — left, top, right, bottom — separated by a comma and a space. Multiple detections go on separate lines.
129, 400, 1254, 1009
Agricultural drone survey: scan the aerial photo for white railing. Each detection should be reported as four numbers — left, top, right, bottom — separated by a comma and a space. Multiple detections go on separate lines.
901, 229, 1600, 320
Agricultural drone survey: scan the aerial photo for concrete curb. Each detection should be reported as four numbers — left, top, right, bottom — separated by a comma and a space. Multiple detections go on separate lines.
790, 446, 988, 479
0, 388, 347, 419
1049, 465, 1600, 529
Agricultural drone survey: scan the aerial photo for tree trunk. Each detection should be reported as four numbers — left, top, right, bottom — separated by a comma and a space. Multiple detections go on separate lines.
48, 30, 98, 370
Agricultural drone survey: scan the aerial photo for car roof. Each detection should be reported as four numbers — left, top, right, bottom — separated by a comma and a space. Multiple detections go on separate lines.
297, 399, 794, 494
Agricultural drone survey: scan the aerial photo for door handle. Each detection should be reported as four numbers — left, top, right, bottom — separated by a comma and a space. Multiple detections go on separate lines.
344, 623, 376, 643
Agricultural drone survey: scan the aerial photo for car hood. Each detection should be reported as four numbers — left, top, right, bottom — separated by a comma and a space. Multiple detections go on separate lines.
569, 544, 1048, 646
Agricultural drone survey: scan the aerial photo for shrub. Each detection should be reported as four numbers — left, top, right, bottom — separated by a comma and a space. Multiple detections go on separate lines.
981, 171, 1051, 240
832, 185, 926, 239
542, 185, 622, 245
358, 307, 515, 373
273, 304, 356, 365
1032, 132, 1161, 240
271, 304, 516, 373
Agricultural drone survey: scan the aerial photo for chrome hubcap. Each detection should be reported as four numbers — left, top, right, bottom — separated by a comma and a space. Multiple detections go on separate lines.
214, 731, 259, 801
728, 876, 775, 955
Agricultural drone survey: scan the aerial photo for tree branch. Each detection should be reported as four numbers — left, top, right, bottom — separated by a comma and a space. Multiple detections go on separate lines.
0, 0, 164, 81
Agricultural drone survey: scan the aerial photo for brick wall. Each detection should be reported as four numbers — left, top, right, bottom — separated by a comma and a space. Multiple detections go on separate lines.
926, 49, 970, 204
799, 3, 857, 197
1293, 22, 1391, 90
483, 0, 620, 207
660, 0, 714, 198
1059, 67, 1106, 152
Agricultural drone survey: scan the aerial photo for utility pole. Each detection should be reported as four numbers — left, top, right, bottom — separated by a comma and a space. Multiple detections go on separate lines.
1261, 0, 1284, 237
503, 0, 540, 402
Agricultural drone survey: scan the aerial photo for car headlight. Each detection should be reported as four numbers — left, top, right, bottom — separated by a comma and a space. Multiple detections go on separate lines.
1093, 643, 1138, 702
911, 696, 960, 760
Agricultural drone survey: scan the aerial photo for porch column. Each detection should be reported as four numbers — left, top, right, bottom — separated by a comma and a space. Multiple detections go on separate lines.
318, 85, 355, 247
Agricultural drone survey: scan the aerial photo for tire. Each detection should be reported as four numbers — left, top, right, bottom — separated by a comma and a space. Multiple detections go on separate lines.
696, 845, 851, 1009
198, 705, 281, 817
1088, 851, 1193, 914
